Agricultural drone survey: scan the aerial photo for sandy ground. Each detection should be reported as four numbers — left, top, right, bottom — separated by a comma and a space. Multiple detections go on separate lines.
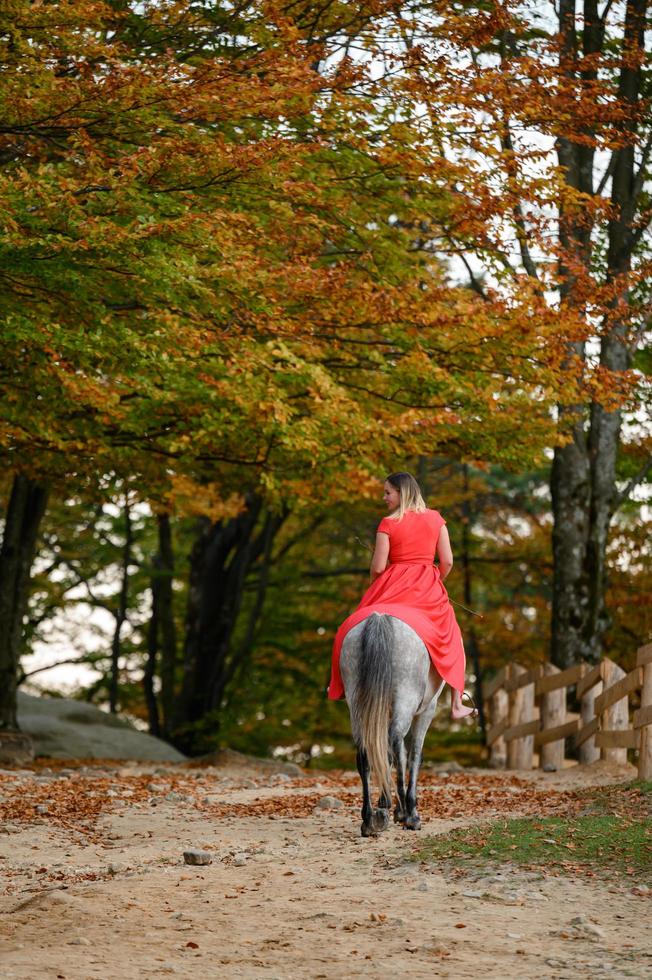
0, 759, 650, 980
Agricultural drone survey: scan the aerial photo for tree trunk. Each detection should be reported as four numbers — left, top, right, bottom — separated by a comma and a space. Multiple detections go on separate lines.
144, 554, 161, 737
109, 497, 133, 714
157, 514, 177, 738
0, 474, 49, 731
143, 514, 177, 738
584, 0, 646, 659
173, 497, 286, 751
550, 0, 646, 667
550, 430, 591, 667
461, 464, 485, 735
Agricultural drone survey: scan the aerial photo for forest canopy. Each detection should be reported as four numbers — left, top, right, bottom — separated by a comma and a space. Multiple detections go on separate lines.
0, 0, 649, 761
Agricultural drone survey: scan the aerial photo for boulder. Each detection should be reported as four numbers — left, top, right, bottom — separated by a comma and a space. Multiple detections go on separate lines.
184, 747, 302, 776
16, 691, 186, 762
0, 731, 34, 766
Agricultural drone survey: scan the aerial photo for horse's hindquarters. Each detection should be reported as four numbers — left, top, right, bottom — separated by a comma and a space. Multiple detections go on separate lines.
341, 613, 443, 837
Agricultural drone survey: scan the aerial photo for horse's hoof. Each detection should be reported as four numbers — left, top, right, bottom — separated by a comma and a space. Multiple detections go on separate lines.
394, 806, 406, 824
361, 822, 383, 838
404, 814, 421, 831
361, 808, 390, 837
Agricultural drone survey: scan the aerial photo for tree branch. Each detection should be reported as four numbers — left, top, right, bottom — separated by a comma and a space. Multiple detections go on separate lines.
613, 457, 652, 510
19, 656, 104, 680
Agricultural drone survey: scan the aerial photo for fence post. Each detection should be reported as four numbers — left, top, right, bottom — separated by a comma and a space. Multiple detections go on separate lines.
540, 663, 566, 771
636, 645, 652, 781
490, 685, 509, 768
507, 664, 536, 770
580, 676, 602, 765
601, 658, 628, 765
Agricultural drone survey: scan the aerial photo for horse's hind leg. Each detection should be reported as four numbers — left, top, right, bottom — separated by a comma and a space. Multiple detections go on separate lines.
391, 727, 408, 824
357, 749, 389, 838
404, 698, 438, 830
357, 749, 373, 833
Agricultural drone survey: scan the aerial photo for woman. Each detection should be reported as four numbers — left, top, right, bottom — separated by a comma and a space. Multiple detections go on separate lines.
328, 471, 475, 719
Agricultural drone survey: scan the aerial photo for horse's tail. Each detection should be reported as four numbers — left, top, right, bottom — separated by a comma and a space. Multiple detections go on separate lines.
351, 613, 393, 802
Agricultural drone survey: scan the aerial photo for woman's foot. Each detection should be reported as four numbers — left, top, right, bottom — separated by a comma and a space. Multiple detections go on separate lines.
451, 691, 478, 721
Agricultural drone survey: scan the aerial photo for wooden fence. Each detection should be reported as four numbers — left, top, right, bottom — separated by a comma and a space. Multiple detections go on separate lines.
483, 643, 652, 779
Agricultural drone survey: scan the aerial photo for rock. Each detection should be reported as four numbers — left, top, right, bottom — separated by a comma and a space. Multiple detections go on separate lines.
422, 941, 450, 958
581, 922, 606, 940
17, 692, 186, 763
165, 792, 184, 802
34, 804, 49, 815
232, 854, 248, 867
183, 849, 212, 866
240, 780, 257, 790
107, 862, 128, 875
416, 880, 429, 892
0, 732, 34, 766
315, 796, 343, 811
184, 747, 302, 777
68, 937, 92, 946
556, 915, 605, 941
425, 760, 465, 773
9, 889, 72, 914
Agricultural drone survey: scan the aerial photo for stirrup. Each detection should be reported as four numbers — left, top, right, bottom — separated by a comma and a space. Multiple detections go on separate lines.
460, 690, 479, 719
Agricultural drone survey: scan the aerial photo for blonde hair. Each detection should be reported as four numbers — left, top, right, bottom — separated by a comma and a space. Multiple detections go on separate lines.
385, 471, 427, 520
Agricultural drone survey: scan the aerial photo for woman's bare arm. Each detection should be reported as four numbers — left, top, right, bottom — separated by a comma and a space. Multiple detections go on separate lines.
370, 532, 390, 583
436, 525, 454, 580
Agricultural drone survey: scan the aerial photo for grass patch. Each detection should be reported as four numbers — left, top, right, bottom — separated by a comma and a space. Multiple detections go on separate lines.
632, 780, 652, 796
414, 811, 651, 881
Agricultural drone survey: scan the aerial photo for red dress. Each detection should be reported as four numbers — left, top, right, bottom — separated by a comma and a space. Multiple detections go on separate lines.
328, 509, 465, 699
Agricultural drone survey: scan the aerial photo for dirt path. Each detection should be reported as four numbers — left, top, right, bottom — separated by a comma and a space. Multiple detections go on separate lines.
0, 761, 649, 979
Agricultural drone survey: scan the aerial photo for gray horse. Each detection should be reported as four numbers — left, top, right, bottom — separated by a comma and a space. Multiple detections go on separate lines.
340, 612, 446, 837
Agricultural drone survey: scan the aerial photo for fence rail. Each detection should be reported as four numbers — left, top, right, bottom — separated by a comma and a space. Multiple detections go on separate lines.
483, 643, 652, 778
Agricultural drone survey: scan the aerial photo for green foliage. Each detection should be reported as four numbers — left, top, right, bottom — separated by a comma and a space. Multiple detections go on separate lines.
2, 0, 649, 754
19, 454, 649, 758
